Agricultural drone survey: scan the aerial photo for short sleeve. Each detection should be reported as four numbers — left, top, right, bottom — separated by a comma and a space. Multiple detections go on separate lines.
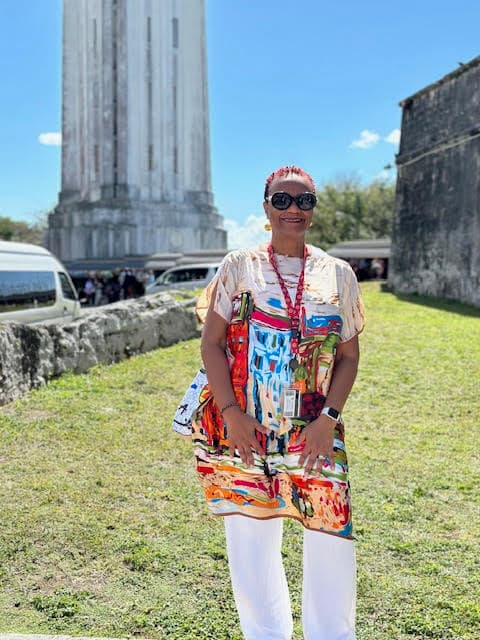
195, 252, 240, 324
339, 263, 365, 342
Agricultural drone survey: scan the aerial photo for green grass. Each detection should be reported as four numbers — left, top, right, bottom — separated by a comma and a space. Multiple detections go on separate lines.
0, 282, 479, 639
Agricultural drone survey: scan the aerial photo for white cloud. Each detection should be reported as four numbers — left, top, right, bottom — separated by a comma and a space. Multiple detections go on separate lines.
374, 168, 394, 182
385, 128, 401, 145
38, 132, 62, 146
350, 129, 380, 149
225, 214, 269, 249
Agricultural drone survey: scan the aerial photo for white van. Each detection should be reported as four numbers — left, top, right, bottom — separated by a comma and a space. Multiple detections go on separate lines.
0, 240, 80, 325
146, 263, 220, 294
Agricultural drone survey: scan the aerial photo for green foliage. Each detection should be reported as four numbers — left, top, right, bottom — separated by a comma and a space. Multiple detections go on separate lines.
32, 589, 92, 620
0, 215, 46, 244
123, 540, 169, 572
307, 177, 395, 248
0, 286, 479, 638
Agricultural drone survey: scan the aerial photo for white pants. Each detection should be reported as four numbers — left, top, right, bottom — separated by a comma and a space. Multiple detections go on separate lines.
224, 515, 356, 640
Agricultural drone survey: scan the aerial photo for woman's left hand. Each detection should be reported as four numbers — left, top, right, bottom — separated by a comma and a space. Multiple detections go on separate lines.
296, 416, 337, 476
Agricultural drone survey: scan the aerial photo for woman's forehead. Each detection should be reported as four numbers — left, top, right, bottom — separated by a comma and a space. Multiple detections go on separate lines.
269, 174, 315, 193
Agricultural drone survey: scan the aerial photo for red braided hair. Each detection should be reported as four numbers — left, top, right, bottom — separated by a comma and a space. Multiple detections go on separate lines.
264, 165, 316, 200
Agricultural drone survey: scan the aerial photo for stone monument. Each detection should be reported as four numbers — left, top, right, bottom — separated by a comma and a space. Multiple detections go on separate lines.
390, 55, 480, 307
47, 0, 226, 264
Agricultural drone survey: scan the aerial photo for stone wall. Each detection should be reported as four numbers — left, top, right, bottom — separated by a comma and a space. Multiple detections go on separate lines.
0, 294, 199, 406
390, 56, 480, 307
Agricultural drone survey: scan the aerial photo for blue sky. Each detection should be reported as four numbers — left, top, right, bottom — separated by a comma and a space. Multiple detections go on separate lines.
0, 0, 479, 248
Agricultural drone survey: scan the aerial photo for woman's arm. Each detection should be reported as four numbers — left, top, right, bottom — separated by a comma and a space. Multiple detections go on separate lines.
200, 298, 270, 466
297, 334, 360, 475
200, 305, 234, 410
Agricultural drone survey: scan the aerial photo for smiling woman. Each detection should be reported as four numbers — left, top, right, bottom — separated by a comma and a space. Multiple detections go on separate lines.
185, 165, 365, 639
263, 167, 317, 253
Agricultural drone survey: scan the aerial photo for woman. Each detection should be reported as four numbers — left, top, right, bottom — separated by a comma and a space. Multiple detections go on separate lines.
192, 165, 365, 640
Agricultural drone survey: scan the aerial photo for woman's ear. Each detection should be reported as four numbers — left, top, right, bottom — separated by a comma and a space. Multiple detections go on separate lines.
263, 200, 269, 215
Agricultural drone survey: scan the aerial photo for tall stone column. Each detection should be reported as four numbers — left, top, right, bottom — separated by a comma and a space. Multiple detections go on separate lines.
48, 0, 226, 263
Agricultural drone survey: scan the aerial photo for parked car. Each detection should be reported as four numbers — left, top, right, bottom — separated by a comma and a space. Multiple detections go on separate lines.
0, 240, 80, 324
146, 263, 220, 294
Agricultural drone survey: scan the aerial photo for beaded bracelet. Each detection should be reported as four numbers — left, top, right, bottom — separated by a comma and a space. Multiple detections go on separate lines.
220, 400, 240, 416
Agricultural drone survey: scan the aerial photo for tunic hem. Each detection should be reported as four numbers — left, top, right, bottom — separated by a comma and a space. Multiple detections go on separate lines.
209, 510, 355, 540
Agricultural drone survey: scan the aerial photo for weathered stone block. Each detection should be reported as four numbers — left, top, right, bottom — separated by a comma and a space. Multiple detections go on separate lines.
0, 294, 199, 406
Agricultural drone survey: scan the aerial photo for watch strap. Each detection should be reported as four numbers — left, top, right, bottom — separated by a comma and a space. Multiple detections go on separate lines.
321, 406, 343, 424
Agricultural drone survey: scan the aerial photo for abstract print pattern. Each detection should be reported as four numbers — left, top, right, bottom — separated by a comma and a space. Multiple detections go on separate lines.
247, 305, 342, 436
193, 425, 353, 537
192, 246, 364, 538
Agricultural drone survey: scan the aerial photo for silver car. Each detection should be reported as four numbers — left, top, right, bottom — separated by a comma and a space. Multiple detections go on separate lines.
146, 263, 220, 294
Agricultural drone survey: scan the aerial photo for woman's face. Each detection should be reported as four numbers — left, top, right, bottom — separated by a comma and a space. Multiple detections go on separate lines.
263, 174, 315, 240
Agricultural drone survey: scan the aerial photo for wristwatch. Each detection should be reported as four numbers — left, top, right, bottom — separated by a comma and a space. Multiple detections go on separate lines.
320, 406, 343, 424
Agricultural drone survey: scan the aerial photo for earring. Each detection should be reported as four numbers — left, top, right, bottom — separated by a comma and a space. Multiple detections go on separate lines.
264, 222, 272, 231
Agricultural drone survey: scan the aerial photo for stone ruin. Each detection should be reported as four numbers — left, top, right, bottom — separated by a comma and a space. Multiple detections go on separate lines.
390, 56, 480, 307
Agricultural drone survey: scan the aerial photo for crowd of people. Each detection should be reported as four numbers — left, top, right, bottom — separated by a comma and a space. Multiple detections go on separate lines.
76, 259, 386, 308
348, 257, 387, 281
79, 268, 156, 306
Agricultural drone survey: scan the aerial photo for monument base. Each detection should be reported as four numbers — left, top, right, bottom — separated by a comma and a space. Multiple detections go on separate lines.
47, 196, 227, 262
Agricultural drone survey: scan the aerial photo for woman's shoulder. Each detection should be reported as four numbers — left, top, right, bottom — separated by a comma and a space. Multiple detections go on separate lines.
222, 246, 259, 260
220, 245, 267, 268
308, 244, 330, 261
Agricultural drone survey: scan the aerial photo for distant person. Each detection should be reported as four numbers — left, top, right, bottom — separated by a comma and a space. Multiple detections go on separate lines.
122, 269, 137, 299
370, 258, 385, 279
188, 165, 365, 639
356, 259, 370, 281
83, 278, 95, 306
94, 273, 104, 305
134, 270, 146, 297
146, 269, 155, 287
104, 272, 121, 303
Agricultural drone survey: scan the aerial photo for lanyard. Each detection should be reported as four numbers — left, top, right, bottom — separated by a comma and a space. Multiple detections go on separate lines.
267, 243, 308, 355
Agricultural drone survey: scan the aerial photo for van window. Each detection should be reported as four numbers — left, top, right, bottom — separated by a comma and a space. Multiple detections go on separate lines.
58, 272, 78, 301
189, 268, 209, 281
0, 271, 56, 313
165, 267, 209, 283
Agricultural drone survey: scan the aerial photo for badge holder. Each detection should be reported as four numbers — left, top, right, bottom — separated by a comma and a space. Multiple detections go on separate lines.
282, 387, 302, 418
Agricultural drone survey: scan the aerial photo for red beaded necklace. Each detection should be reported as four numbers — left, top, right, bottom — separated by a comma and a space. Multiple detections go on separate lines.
267, 243, 308, 355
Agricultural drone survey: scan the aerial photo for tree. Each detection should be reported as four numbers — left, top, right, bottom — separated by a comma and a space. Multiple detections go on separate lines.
0, 215, 47, 245
307, 177, 395, 248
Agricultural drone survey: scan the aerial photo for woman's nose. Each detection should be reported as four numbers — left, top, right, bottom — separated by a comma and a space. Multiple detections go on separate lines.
286, 199, 302, 212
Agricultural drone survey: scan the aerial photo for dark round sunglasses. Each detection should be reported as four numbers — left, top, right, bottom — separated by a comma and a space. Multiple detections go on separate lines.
266, 191, 317, 211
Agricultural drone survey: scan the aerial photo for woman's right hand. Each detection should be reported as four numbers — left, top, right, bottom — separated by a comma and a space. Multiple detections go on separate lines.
223, 407, 271, 467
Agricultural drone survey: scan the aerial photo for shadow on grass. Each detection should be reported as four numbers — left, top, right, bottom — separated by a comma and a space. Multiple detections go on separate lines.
380, 283, 480, 318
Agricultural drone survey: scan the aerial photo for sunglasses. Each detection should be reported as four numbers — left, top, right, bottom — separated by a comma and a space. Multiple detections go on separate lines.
266, 191, 317, 211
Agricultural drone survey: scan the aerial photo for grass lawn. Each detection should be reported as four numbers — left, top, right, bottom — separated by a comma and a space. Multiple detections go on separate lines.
0, 282, 479, 639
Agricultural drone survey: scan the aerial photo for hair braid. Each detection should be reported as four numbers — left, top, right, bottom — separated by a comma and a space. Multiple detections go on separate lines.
263, 165, 316, 200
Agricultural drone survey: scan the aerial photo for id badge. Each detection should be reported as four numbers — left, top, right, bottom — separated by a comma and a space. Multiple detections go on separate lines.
282, 388, 302, 418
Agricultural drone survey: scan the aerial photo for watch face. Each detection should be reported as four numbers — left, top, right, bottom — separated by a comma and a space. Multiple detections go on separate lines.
328, 408, 340, 419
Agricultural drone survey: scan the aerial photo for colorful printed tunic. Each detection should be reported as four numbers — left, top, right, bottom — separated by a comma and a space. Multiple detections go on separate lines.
192, 244, 365, 539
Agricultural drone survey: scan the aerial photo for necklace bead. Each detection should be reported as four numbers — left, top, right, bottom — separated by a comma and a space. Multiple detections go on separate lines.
267, 243, 308, 356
